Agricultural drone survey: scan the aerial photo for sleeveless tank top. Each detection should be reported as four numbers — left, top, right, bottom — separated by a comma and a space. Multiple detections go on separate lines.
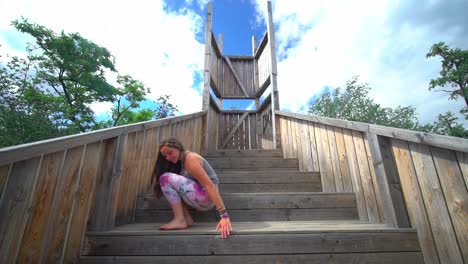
180, 153, 219, 186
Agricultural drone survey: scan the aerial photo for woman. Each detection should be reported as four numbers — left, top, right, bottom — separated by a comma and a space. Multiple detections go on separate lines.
151, 137, 232, 239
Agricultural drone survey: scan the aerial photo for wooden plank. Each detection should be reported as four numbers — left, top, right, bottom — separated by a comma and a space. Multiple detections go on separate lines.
239, 117, 245, 149
430, 146, 468, 262
0, 111, 206, 166
364, 134, 384, 222
409, 142, 464, 263
0, 157, 42, 263
334, 128, 353, 192
352, 130, 380, 223
317, 124, 335, 192
16, 151, 65, 263
307, 123, 319, 171
136, 208, 358, 222
80, 252, 424, 264
391, 139, 440, 264
84, 231, 418, 256
89, 137, 119, 231
126, 130, 146, 224
222, 112, 250, 148
378, 136, 410, 228
287, 118, 296, 158
293, 119, 304, 171
115, 133, 135, 226
455, 151, 468, 188
43, 146, 85, 263
299, 120, 313, 171
327, 126, 344, 191
342, 129, 368, 221
0, 164, 11, 199
276, 111, 468, 153
279, 117, 288, 158
63, 142, 102, 264
366, 133, 398, 227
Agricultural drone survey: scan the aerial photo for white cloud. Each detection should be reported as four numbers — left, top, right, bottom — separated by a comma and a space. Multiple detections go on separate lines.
253, 0, 468, 125
0, 0, 205, 116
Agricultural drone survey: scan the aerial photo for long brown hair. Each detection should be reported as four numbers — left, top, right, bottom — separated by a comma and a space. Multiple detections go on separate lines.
151, 137, 185, 198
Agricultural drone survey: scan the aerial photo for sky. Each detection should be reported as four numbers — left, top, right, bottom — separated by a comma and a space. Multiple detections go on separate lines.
1, 0, 467, 125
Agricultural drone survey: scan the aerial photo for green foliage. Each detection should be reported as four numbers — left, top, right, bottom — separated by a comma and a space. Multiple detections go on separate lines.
111, 75, 149, 126
427, 41, 468, 119
419, 112, 468, 138
0, 46, 65, 147
12, 18, 118, 131
154, 95, 178, 119
308, 76, 419, 130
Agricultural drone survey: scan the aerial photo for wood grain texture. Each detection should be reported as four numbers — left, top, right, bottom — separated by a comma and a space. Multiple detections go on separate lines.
430, 146, 468, 263
80, 252, 424, 264
352, 130, 379, 223
334, 128, 352, 192
63, 142, 102, 264
43, 146, 85, 263
342, 129, 368, 222
409, 142, 463, 263
0, 164, 11, 200
0, 157, 42, 263
16, 151, 65, 263
391, 139, 440, 264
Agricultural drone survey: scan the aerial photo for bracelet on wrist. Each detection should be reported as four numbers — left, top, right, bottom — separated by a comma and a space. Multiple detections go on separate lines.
220, 212, 230, 219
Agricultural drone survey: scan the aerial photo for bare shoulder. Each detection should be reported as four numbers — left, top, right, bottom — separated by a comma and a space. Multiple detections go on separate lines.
184, 152, 203, 167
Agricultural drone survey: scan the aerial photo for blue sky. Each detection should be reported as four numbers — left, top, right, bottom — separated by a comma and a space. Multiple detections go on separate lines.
1, 0, 468, 125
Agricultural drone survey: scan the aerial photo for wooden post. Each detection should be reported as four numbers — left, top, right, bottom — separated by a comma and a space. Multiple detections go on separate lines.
218, 33, 223, 53
253, 35, 260, 149
266, 0, 278, 148
202, 2, 213, 151
367, 133, 398, 227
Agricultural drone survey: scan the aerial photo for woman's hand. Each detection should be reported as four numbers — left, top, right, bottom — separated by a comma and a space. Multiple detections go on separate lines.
216, 218, 232, 239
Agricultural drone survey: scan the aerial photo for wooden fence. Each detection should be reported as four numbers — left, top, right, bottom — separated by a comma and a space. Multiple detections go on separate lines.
277, 111, 468, 264
0, 111, 206, 263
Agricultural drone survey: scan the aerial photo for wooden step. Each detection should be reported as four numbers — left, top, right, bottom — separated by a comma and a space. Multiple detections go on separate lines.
135, 193, 358, 222
81, 222, 422, 263
203, 149, 283, 158
81, 252, 424, 264
219, 171, 321, 192
207, 158, 299, 171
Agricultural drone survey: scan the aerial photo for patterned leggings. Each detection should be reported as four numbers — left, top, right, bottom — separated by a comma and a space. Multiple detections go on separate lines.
159, 172, 215, 211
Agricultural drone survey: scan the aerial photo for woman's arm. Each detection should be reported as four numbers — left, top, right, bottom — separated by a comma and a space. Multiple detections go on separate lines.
184, 153, 232, 238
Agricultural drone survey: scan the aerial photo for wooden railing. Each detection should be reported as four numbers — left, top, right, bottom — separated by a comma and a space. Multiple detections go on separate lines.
0, 111, 206, 263
276, 111, 468, 264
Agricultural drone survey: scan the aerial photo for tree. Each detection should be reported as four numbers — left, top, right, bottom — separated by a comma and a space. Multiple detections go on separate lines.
110, 75, 149, 126
12, 18, 118, 132
308, 76, 420, 129
427, 42, 468, 119
154, 95, 178, 119
0, 45, 65, 147
419, 112, 468, 138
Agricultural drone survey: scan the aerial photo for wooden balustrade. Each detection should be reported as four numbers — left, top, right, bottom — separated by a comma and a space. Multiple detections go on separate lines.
0, 111, 206, 263
276, 111, 468, 264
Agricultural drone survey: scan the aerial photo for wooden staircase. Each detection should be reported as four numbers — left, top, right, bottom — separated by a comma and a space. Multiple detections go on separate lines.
80, 149, 423, 263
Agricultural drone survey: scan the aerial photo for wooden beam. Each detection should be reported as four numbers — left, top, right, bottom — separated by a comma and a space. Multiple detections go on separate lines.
217, 33, 223, 53
258, 94, 272, 113
224, 56, 249, 97
254, 32, 268, 59
275, 111, 468, 153
221, 112, 250, 148
367, 133, 398, 227
255, 76, 271, 98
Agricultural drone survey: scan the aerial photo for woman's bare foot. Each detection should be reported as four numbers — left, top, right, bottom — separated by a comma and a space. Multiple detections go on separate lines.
184, 211, 194, 227
159, 219, 188, 230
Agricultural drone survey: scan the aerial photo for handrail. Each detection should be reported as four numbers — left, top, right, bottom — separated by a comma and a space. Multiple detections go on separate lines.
276, 111, 468, 153
0, 111, 207, 165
